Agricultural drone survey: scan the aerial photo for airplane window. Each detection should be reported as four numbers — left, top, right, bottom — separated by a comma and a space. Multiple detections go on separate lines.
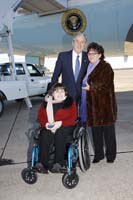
27, 64, 42, 77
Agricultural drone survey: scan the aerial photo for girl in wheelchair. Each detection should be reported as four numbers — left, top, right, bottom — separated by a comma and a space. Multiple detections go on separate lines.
37, 83, 78, 173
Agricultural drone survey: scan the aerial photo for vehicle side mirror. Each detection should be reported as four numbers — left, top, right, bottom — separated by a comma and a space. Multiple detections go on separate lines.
42, 70, 45, 76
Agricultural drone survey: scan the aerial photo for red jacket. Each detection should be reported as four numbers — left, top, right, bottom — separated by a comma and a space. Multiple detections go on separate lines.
38, 99, 78, 128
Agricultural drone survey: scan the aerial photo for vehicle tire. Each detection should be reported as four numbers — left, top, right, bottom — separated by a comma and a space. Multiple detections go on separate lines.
21, 168, 37, 184
0, 99, 4, 117
78, 128, 91, 172
62, 172, 79, 189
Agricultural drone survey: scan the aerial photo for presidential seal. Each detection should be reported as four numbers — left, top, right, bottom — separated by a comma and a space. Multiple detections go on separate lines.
62, 9, 87, 35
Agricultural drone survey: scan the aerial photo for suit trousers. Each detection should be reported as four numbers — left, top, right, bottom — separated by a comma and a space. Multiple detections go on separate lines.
91, 124, 117, 161
39, 126, 75, 168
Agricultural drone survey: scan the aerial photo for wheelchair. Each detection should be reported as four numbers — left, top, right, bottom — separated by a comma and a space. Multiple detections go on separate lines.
21, 124, 91, 189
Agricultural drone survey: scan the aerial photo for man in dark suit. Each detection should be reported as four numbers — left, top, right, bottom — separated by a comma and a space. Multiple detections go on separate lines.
50, 33, 89, 103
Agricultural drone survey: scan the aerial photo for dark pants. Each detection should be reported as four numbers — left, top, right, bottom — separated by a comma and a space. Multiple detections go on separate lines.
39, 126, 75, 168
91, 124, 117, 161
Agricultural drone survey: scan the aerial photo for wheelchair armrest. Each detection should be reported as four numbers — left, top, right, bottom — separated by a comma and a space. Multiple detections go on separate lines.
33, 126, 42, 140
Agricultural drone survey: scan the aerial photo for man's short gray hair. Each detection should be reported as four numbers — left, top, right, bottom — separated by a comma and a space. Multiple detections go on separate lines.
73, 32, 87, 42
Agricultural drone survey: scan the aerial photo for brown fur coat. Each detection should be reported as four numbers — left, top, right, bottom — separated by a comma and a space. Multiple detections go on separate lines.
86, 60, 117, 126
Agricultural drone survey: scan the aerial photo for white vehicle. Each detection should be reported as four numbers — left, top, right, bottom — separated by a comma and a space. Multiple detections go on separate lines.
35, 65, 51, 75
0, 62, 51, 117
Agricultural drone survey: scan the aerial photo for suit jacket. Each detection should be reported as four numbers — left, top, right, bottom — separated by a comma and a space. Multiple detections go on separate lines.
50, 50, 89, 102
86, 60, 117, 126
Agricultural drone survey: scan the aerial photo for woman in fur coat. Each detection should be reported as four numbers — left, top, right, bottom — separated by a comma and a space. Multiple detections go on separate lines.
83, 42, 117, 163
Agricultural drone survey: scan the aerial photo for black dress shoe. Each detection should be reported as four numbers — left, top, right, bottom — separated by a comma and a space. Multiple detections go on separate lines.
92, 159, 100, 163
107, 159, 114, 163
92, 156, 104, 163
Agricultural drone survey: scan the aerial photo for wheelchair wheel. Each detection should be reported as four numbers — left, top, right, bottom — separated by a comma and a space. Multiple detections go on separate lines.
0, 99, 4, 117
78, 127, 91, 172
21, 168, 37, 184
62, 172, 79, 189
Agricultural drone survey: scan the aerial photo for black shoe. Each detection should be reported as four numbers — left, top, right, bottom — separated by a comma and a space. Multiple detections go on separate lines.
50, 163, 62, 173
107, 159, 114, 163
59, 166, 67, 173
50, 163, 67, 173
92, 156, 104, 163
92, 159, 100, 163
34, 163, 48, 174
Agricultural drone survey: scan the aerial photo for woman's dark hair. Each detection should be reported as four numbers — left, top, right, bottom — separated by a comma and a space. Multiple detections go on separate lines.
87, 42, 105, 60
48, 83, 68, 96
46, 83, 73, 108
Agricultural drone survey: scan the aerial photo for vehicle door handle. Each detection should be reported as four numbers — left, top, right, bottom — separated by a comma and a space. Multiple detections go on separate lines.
31, 79, 34, 82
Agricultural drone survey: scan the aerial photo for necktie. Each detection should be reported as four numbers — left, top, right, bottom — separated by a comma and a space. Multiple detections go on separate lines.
75, 55, 80, 81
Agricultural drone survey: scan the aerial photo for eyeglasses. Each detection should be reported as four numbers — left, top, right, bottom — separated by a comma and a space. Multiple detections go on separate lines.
88, 52, 98, 56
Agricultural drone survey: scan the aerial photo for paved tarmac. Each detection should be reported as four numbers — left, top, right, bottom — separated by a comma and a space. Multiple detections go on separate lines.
0, 69, 133, 200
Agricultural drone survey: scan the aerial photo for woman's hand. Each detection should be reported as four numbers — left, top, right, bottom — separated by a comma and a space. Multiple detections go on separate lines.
50, 121, 62, 133
82, 82, 90, 91
46, 121, 62, 133
46, 122, 55, 130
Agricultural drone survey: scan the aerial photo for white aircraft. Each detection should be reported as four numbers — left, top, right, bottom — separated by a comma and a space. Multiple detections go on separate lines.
0, 0, 133, 59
